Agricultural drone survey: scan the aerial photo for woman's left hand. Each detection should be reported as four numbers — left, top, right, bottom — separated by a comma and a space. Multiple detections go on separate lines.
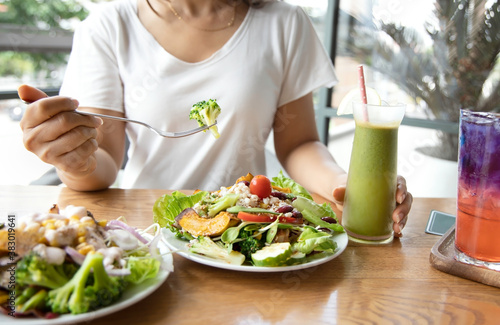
332, 175, 413, 237
392, 176, 413, 237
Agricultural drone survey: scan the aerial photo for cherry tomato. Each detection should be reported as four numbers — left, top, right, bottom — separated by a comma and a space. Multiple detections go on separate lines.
237, 212, 303, 224
249, 175, 272, 199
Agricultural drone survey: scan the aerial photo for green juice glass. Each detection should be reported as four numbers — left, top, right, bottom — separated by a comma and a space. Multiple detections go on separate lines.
342, 102, 406, 244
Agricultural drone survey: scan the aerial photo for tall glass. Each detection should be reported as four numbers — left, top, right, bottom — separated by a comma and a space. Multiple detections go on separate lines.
342, 103, 406, 244
455, 110, 500, 271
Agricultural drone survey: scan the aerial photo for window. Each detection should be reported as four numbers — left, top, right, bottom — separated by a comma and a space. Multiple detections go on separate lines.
1, 0, 498, 197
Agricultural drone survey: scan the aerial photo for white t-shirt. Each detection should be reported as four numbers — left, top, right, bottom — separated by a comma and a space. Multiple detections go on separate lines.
60, 0, 338, 190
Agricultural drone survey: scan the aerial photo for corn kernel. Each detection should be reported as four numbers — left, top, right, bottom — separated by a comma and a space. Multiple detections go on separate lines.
54, 219, 68, 228
41, 219, 55, 226
45, 222, 55, 230
98, 220, 107, 227
69, 216, 80, 224
80, 221, 95, 230
80, 216, 94, 223
78, 245, 95, 255
77, 236, 86, 244
77, 225, 88, 237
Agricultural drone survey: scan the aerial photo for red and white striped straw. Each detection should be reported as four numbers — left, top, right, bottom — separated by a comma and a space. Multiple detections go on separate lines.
357, 65, 369, 121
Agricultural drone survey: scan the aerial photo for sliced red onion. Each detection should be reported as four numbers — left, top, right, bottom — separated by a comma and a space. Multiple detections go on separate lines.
65, 246, 85, 265
105, 220, 149, 244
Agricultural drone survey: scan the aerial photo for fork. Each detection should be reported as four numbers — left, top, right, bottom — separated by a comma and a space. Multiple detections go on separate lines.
75, 110, 216, 138
23, 100, 215, 138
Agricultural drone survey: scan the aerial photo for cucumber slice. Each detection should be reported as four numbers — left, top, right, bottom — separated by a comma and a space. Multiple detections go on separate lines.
283, 251, 307, 266
251, 242, 292, 267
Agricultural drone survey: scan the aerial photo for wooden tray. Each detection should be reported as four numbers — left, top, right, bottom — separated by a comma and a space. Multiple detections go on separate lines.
429, 226, 500, 288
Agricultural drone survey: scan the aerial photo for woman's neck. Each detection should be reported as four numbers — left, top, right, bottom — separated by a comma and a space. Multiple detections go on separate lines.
138, 0, 249, 62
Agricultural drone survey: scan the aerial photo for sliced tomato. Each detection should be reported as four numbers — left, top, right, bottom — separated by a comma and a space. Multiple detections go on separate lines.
249, 175, 272, 199
237, 211, 274, 223
237, 211, 303, 224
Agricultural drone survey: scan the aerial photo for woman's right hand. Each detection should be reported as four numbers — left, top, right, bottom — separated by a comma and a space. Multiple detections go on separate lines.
18, 84, 103, 177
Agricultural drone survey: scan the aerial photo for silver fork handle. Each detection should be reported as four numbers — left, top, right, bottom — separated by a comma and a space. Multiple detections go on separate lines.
76, 110, 215, 137
23, 100, 177, 129
76, 110, 152, 128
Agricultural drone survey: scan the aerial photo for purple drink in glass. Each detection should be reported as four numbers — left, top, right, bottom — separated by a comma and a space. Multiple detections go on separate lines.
455, 110, 500, 270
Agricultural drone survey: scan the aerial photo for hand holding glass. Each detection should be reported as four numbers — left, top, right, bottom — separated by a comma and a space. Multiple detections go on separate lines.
342, 102, 405, 244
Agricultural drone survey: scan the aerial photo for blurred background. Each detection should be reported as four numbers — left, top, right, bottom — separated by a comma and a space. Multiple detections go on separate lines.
1, 0, 499, 197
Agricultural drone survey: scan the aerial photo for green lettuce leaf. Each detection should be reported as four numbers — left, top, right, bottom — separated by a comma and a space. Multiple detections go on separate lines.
293, 226, 337, 255
271, 170, 313, 200
292, 197, 344, 232
125, 256, 161, 284
153, 190, 208, 229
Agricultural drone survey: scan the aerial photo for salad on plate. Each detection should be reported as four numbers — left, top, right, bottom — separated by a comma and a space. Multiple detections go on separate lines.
0, 205, 171, 319
154, 172, 345, 267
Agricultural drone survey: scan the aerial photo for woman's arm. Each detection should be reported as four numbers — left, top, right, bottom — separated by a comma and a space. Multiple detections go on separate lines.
273, 92, 346, 200
273, 92, 412, 236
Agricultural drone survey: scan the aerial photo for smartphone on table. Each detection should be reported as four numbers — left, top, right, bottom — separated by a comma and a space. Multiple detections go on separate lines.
425, 210, 456, 236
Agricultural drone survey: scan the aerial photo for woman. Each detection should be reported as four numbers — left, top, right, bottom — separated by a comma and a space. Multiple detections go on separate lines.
18, 0, 411, 236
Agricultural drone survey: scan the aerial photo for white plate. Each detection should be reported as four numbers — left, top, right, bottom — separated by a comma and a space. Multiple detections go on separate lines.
1, 234, 172, 325
162, 228, 348, 272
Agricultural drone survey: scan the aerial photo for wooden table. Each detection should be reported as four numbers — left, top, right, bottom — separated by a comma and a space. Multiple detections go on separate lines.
1, 185, 499, 324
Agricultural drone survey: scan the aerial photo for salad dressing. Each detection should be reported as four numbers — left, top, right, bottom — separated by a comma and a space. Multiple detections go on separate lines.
32, 244, 66, 265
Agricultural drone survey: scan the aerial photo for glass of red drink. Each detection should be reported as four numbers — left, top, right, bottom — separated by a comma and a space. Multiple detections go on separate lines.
455, 110, 500, 271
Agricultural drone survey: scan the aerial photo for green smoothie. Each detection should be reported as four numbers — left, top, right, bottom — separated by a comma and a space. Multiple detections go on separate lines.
342, 121, 399, 243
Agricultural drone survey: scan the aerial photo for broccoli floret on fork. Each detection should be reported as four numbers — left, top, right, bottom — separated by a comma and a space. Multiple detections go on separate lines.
189, 99, 221, 139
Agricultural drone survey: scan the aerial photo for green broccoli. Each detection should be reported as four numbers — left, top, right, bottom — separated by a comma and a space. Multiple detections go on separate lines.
189, 99, 221, 139
84, 258, 127, 312
14, 286, 38, 307
190, 236, 245, 265
18, 289, 48, 313
16, 252, 76, 290
237, 230, 264, 260
47, 252, 126, 315
207, 193, 239, 217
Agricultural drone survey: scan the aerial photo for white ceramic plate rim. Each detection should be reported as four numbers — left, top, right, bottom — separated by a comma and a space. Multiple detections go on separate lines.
1, 234, 172, 325
162, 228, 348, 272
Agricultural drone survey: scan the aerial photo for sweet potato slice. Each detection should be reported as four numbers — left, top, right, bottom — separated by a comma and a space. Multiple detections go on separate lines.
235, 173, 254, 184
177, 209, 240, 237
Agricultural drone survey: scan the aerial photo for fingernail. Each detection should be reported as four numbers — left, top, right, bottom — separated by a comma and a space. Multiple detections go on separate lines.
396, 213, 404, 223
72, 99, 79, 109
398, 193, 406, 204
95, 117, 103, 126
